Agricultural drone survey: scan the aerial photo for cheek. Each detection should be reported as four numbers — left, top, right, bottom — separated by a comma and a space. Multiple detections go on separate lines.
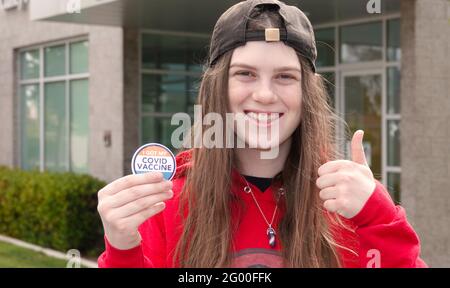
228, 82, 250, 112
280, 86, 302, 113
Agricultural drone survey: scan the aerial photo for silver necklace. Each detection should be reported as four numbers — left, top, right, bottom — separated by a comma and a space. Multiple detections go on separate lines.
242, 176, 285, 248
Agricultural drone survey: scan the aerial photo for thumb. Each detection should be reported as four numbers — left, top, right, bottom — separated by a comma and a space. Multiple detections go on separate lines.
351, 130, 368, 166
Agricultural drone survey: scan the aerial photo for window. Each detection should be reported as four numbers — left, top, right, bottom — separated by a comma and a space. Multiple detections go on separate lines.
387, 67, 400, 114
315, 28, 335, 68
385, 18, 401, 203
20, 84, 40, 170
340, 22, 383, 63
320, 72, 335, 108
18, 39, 89, 173
344, 74, 382, 177
140, 32, 208, 150
314, 27, 336, 111
44, 81, 67, 171
385, 66, 401, 199
387, 19, 401, 62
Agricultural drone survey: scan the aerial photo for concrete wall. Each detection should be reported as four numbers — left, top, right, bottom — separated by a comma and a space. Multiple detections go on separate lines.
401, 0, 450, 267
88, 26, 124, 183
0, 6, 125, 183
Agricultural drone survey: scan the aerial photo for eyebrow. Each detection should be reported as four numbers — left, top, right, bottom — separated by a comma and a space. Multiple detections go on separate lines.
229, 63, 301, 73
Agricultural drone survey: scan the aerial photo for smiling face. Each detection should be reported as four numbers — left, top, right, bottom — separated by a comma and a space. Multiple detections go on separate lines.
228, 41, 302, 150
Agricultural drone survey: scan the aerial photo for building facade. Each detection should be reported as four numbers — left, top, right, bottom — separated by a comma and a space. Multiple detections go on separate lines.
0, 0, 449, 267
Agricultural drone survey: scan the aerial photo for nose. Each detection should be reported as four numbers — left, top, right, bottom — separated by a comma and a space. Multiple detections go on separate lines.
251, 78, 277, 104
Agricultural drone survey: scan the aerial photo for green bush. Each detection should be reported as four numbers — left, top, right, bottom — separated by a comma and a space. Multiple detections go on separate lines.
0, 166, 106, 258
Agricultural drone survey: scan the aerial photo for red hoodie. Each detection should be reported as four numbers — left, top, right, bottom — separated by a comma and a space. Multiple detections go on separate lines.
98, 150, 427, 268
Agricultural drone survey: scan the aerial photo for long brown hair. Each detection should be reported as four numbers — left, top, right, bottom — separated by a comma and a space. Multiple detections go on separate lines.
174, 6, 349, 267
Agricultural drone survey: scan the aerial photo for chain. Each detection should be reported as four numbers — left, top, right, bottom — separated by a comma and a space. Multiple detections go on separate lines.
242, 176, 283, 228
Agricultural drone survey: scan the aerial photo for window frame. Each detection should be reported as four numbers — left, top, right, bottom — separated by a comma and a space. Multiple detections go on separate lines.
17, 36, 89, 172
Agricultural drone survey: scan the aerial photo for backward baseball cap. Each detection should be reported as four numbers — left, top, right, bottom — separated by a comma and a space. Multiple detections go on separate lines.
208, 0, 317, 72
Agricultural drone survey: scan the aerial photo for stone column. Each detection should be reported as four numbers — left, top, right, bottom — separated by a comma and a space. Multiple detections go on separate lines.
88, 26, 125, 183
400, 0, 450, 267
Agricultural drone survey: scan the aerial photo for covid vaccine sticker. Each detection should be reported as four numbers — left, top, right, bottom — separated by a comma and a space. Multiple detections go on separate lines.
131, 143, 176, 180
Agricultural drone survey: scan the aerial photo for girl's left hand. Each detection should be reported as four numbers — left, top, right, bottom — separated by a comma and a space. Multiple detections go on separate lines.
316, 130, 376, 219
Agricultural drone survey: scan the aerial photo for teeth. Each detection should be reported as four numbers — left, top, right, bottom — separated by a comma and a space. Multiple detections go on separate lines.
246, 112, 280, 122
269, 113, 279, 120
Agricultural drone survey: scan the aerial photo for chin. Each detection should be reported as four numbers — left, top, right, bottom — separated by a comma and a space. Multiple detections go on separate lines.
242, 133, 290, 150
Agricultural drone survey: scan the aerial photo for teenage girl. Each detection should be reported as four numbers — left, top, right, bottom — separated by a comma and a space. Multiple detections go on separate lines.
97, 0, 427, 268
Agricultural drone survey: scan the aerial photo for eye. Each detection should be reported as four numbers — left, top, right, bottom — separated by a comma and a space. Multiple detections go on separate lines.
235, 70, 255, 77
232, 70, 257, 82
276, 73, 299, 84
278, 74, 296, 80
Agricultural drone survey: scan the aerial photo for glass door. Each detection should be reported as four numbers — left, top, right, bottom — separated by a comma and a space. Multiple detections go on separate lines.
340, 70, 383, 179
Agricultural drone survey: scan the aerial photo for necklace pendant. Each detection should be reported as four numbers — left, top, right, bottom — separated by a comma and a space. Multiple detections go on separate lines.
267, 227, 276, 248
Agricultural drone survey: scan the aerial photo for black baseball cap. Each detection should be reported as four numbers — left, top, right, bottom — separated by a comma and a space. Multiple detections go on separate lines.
208, 0, 317, 72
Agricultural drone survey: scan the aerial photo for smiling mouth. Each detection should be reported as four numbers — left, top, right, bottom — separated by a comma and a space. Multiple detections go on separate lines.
243, 110, 284, 123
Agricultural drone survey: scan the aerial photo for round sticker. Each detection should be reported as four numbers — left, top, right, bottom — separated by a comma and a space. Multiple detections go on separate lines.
131, 143, 176, 180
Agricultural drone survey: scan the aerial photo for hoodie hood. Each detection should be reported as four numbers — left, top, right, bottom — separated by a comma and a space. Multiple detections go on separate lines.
173, 149, 193, 179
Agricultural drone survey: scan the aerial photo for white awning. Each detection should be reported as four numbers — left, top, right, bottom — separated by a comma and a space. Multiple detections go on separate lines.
29, 0, 400, 31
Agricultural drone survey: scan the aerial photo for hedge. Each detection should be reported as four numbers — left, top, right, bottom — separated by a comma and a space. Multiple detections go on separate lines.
0, 166, 106, 258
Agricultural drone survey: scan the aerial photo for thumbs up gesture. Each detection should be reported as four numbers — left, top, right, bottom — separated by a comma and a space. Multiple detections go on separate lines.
316, 130, 376, 219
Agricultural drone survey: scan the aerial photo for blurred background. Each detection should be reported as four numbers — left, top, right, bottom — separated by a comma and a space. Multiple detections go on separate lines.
0, 0, 449, 267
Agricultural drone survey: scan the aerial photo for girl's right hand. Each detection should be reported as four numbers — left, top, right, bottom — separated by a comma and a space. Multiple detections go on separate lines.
97, 172, 173, 250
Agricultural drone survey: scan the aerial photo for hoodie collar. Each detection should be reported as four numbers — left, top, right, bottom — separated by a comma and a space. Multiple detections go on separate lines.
173, 149, 284, 203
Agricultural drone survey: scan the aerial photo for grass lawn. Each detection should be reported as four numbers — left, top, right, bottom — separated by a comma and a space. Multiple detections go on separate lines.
0, 241, 79, 268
